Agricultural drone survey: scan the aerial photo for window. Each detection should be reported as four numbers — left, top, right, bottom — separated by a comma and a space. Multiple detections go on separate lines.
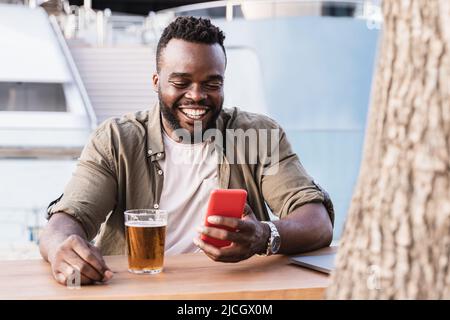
0, 82, 67, 112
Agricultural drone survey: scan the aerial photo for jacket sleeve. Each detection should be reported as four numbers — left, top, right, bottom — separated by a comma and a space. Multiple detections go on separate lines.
47, 124, 118, 241
260, 125, 334, 225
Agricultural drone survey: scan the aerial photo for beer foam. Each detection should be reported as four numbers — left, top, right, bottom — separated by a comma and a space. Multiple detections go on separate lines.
125, 221, 167, 227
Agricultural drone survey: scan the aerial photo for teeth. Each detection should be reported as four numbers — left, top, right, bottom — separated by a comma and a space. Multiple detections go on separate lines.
183, 109, 207, 116
181, 108, 208, 119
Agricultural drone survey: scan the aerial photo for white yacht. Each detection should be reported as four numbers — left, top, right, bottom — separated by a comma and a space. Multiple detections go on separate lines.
0, 0, 382, 259
0, 3, 95, 258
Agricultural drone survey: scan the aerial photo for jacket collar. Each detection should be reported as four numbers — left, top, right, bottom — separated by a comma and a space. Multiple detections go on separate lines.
146, 102, 165, 162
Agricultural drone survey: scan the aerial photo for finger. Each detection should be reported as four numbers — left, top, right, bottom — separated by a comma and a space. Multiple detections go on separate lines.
207, 215, 252, 232
193, 238, 243, 263
87, 243, 114, 281
87, 243, 108, 267
192, 237, 222, 258
53, 271, 67, 286
219, 243, 248, 257
242, 212, 258, 222
54, 261, 93, 286
71, 238, 110, 278
54, 260, 74, 281
197, 226, 245, 243
64, 250, 104, 282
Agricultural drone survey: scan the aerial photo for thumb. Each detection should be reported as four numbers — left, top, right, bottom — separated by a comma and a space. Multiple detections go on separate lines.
243, 203, 253, 216
242, 204, 257, 222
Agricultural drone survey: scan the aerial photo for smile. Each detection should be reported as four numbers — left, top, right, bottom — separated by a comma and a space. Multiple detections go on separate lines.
179, 108, 210, 120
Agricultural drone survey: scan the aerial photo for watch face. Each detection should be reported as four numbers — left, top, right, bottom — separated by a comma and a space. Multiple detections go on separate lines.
271, 236, 281, 253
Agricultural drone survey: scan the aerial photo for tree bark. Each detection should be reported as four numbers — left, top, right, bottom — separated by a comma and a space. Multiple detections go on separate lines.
326, 0, 450, 299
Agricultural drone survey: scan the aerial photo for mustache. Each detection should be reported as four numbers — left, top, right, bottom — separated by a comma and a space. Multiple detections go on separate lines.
175, 100, 212, 109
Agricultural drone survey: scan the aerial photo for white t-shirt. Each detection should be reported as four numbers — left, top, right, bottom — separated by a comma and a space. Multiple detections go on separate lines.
158, 131, 219, 256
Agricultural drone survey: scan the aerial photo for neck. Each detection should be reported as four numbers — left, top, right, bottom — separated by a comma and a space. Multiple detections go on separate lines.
161, 117, 183, 143
160, 113, 219, 144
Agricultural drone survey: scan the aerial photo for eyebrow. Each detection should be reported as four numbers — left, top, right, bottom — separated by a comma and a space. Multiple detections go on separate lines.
168, 73, 223, 82
168, 72, 191, 78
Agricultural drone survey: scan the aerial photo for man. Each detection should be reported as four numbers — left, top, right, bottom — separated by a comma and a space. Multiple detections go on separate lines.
39, 16, 334, 286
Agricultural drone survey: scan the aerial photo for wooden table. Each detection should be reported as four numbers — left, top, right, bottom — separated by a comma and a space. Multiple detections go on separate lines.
0, 247, 336, 300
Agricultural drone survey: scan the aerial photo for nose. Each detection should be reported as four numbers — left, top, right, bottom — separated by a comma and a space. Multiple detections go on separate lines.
185, 83, 207, 102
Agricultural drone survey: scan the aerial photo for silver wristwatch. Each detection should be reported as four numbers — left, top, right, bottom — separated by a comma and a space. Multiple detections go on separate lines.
259, 221, 281, 256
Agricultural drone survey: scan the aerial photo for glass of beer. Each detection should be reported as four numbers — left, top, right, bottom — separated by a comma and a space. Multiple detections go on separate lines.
124, 209, 168, 274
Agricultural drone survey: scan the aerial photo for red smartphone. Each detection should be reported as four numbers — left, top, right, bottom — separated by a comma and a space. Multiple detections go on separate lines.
201, 189, 247, 248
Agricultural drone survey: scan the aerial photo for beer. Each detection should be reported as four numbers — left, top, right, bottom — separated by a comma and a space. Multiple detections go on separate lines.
124, 210, 167, 274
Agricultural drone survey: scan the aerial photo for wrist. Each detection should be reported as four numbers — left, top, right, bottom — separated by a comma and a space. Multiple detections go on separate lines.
259, 221, 282, 256
256, 222, 271, 255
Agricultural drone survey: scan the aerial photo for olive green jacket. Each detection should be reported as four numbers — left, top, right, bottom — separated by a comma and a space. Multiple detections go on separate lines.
48, 104, 334, 255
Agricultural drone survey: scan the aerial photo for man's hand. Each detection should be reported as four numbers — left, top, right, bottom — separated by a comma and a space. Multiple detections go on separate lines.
48, 234, 114, 286
193, 204, 270, 262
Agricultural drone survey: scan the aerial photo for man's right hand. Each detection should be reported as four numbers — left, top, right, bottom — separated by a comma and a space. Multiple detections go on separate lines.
48, 234, 114, 286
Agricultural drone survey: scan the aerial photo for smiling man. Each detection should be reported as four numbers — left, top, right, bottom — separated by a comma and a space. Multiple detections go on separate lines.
39, 16, 334, 286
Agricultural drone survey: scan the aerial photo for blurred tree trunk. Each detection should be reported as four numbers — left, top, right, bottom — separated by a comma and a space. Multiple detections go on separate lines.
326, 0, 450, 299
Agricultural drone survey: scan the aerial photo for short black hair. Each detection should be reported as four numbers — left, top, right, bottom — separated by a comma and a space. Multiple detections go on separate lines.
156, 16, 226, 72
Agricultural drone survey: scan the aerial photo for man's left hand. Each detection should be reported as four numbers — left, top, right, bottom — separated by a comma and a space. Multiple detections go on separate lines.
193, 204, 270, 262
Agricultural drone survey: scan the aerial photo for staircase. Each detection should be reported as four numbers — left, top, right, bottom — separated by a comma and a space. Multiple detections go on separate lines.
68, 42, 158, 124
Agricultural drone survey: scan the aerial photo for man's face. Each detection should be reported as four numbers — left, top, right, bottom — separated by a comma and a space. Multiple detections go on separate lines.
153, 39, 226, 137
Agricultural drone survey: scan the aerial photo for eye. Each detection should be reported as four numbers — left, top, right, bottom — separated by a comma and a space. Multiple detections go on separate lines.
169, 81, 189, 88
204, 82, 223, 91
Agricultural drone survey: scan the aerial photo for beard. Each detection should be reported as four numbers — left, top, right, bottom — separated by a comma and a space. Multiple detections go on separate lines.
158, 90, 223, 136
159, 92, 182, 132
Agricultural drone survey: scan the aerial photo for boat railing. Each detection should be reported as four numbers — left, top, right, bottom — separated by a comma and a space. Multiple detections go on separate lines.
48, 14, 98, 129
48, 0, 382, 47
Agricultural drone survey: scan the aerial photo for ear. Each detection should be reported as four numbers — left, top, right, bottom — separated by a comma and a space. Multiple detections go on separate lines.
152, 73, 159, 93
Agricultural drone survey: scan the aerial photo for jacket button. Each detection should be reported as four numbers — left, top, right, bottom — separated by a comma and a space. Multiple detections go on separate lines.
147, 149, 152, 156
153, 204, 159, 209
157, 170, 163, 175
157, 153, 162, 158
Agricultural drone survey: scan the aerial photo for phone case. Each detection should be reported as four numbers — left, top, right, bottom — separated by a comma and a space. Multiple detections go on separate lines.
201, 189, 247, 248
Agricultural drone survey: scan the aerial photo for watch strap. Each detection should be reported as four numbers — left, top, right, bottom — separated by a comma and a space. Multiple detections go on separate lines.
260, 221, 280, 256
